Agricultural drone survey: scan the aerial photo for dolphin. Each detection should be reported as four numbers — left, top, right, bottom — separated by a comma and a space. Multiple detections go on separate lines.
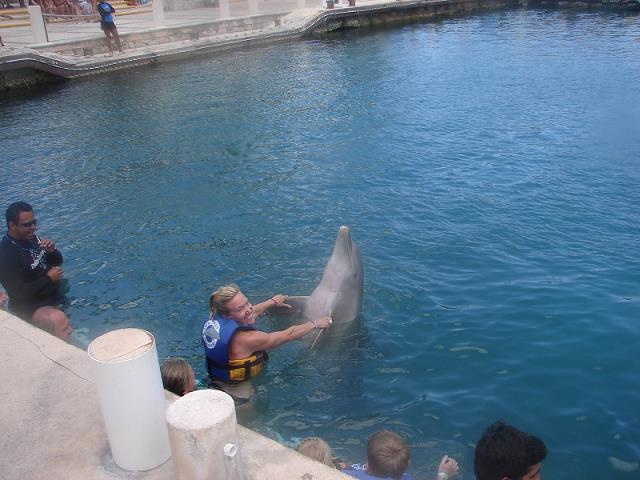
282, 226, 364, 337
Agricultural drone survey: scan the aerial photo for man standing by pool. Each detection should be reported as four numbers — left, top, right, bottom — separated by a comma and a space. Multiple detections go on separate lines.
97, 0, 123, 54
0, 202, 72, 340
202, 284, 331, 401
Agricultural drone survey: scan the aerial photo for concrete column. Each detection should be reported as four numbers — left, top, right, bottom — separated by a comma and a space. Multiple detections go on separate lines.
88, 328, 171, 471
219, 0, 230, 18
248, 0, 258, 16
166, 390, 246, 480
152, 0, 165, 27
27, 5, 48, 44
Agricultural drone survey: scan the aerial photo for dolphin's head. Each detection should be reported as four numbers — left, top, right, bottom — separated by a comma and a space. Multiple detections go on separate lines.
328, 226, 362, 284
307, 226, 364, 325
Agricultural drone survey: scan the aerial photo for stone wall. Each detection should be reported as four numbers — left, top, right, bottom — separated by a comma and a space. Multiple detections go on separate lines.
310, 0, 521, 33
33, 14, 284, 56
162, 0, 218, 12
0, 65, 63, 92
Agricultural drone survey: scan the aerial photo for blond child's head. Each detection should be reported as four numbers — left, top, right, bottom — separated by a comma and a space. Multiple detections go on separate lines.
297, 437, 335, 468
366, 430, 410, 480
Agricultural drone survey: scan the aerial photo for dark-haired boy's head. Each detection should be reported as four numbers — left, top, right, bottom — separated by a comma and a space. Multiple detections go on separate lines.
474, 421, 547, 480
366, 430, 410, 480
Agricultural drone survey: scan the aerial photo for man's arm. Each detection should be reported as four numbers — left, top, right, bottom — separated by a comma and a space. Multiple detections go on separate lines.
45, 250, 63, 267
38, 237, 63, 267
230, 317, 331, 359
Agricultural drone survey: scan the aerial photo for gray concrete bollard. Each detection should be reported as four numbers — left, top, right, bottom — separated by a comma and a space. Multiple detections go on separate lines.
27, 5, 48, 44
152, 0, 165, 27
219, 0, 231, 18
248, 0, 258, 15
88, 328, 171, 471
166, 390, 246, 480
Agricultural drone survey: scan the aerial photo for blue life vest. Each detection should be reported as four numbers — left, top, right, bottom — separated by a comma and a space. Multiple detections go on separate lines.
202, 313, 268, 383
342, 464, 412, 480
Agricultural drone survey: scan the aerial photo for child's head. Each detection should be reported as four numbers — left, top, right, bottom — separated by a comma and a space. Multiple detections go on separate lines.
297, 437, 335, 468
161, 357, 196, 396
366, 430, 410, 480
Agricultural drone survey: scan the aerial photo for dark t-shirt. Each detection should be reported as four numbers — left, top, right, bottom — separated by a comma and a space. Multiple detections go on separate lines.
0, 234, 64, 319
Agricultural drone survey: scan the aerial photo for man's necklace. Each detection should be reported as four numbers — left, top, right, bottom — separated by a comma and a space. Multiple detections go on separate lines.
4, 236, 48, 270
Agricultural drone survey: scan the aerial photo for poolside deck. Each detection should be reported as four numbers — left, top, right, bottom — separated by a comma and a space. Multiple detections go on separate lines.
0, 309, 350, 479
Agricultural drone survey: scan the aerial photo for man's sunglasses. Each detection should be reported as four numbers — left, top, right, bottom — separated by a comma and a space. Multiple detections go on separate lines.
19, 219, 37, 228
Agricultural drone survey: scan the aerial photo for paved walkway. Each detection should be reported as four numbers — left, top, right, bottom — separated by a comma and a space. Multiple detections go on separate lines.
0, 309, 349, 479
0, 0, 333, 46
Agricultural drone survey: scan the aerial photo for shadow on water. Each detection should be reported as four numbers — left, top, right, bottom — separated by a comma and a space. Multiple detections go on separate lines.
0, 76, 67, 104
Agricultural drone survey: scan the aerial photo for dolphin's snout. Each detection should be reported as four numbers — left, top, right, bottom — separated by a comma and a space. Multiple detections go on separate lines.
335, 226, 352, 258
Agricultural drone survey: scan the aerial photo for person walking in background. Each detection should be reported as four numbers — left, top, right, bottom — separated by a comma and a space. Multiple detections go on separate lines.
0, 201, 72, 340
96, 0, 123, 54
474, 421, 547, 480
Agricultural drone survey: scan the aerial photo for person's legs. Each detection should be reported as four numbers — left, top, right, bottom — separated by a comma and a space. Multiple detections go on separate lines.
102, 25, 113, 52
31, 306, 72, 341
111, 25, 123, 52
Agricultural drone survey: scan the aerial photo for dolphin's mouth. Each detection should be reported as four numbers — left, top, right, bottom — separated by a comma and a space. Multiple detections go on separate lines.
338, 225, 351, 251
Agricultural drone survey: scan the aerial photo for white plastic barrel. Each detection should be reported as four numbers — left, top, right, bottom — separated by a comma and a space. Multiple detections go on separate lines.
166, 389, 245, 480
88, 328, 171, 471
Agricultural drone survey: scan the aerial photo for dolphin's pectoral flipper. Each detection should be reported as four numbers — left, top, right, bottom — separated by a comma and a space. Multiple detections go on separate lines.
269, 295, 309, 316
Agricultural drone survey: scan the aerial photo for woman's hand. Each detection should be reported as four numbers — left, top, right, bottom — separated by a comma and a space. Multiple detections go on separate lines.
270, 294, 291, 309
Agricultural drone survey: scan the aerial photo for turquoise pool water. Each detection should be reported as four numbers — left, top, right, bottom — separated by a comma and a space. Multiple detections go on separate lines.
1, 8, 639, 479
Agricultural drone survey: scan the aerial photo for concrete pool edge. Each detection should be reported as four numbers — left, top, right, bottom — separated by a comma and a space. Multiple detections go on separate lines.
0, 308, 351, 479
0, 0, 520, 89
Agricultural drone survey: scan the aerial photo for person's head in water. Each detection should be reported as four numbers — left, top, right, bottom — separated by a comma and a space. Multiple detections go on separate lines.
365, 430, 410, 480
209, 284, 255, 325
297, 437, 335, 468
161, 358, 196, 396
6, 201, 36, 242
474, 421, 547, 480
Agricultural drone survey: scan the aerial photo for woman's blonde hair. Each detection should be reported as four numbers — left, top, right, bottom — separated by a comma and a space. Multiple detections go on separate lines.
209, 284, 240, 316
297, 437, 335, 468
